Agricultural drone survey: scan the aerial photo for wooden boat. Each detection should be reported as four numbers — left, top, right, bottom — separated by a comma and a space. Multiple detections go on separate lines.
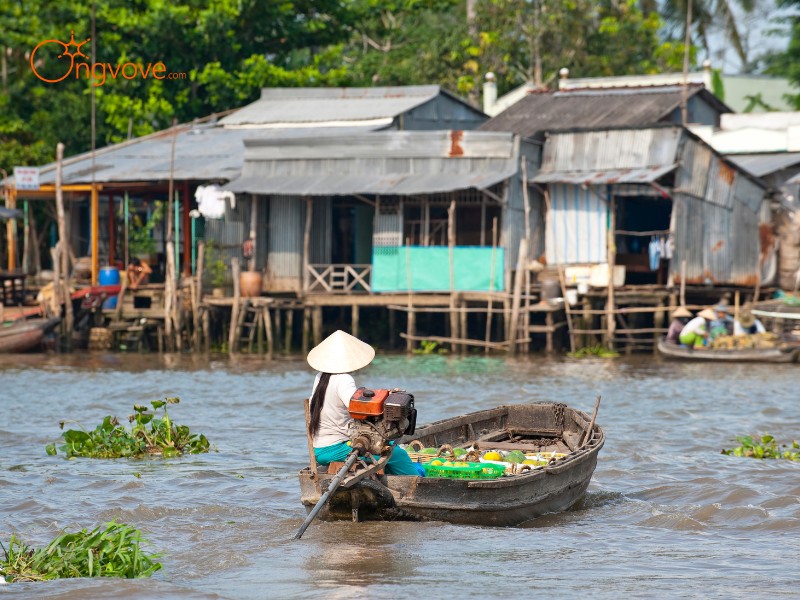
0, 318, 60, 353
657, 338, 800, 363
298, 402, 604, 527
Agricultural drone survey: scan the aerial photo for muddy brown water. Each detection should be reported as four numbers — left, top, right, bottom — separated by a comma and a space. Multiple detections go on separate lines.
1, 353, 798, 599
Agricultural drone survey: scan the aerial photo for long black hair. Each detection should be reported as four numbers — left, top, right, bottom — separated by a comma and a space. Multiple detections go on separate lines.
308, 372, 332, 438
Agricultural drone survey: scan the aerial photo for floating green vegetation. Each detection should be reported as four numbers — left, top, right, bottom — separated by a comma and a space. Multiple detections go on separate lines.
0, 522, 162, 582
45, 397, 210, 458
567, 345, 620, 359
413, 340, 449, 355
722, 434, 800, 461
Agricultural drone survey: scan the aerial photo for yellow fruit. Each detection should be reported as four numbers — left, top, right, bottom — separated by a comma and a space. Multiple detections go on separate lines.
430, 459, 444, 466
483, 451, 503, 461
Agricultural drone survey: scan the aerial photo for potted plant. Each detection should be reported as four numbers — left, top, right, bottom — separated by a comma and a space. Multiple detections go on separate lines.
205, 241, 228, 297
128, 201, 164, 264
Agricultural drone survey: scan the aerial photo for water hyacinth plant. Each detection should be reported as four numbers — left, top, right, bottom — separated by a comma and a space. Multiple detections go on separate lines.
722, 434, 800, 461
0, 522, 162, 582
46, 397, 210, 458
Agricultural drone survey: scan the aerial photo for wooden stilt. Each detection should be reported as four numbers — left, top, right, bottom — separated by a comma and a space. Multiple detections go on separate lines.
352, 304, 360, 338
284, 308, 293, 353
302, 308, 311, 353
265, 306, 274, 359
312, 306, 322, 346
406, 309, 416, 353
388, 308, 396, 349
202, 309, 210, 352
228, 257, 241, 354
459, 296, 468, 355
508, 238, 528, 355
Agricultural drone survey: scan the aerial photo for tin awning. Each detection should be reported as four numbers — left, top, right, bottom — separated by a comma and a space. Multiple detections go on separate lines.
532, 163, 678, 185
224, 168, 517, 196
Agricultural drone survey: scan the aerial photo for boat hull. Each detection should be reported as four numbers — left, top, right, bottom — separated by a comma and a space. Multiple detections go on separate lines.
657, 339, 799, 363
0, 318, 60, 353
299, 403, 604, 526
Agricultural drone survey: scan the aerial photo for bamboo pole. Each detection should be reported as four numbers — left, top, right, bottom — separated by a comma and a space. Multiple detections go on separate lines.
448, 197, 459, 352
194, 241, 205, 351
55, 143, 73, 341
90, 184, 99, 286
508, 237, 528, 355
680, 259, 687, 307
605, 192, 616, 348
229, 257, 241, 353
165, 120, 179, 351
485, 217, 498, 353
303, 196, 312, 294
249, 195, 257, 272
405, 238, 414, 353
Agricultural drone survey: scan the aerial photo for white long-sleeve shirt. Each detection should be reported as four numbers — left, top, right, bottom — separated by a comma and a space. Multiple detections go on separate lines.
311, 372, 358, 448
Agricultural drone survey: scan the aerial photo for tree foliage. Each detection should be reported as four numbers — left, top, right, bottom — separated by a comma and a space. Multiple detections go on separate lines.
0, 0, 784, 173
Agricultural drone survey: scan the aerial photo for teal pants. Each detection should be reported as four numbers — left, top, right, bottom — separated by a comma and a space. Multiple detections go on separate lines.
314, 441, 424, 476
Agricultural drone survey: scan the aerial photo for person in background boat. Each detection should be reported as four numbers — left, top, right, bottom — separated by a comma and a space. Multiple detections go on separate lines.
665, 307, 693, 344
710, 302, 734, 340
734, 306, 766, 336
678, 308, 717, 348
306, 330, 424, 476
126, 257, 152, 290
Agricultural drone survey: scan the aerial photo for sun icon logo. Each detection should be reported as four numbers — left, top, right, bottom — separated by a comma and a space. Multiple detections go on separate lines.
30, 31, 91, 83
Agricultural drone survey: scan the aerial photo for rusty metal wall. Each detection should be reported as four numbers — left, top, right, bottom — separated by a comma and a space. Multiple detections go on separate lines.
670, 140, 764, 286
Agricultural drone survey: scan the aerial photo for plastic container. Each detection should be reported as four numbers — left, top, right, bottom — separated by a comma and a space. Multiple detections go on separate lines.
540, 279, 561, 302
422, 461, 506, 480
99, 266, 121, 286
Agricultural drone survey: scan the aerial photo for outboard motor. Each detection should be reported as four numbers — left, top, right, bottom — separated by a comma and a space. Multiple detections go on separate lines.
348, 388, 417, 455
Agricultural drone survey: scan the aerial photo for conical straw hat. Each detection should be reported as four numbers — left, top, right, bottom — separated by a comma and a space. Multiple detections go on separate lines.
307, 330, 375, 374
698, 308, 717, 320
671, 307, 692, 319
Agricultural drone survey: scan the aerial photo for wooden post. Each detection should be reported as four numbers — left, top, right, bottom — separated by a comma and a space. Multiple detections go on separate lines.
194, 241, 205, 350
249, 194, 258, 272
312, 306, 322, 346
108, 194, 115, 267
5, 186, 15, 271
264, 306, 274, 359
680, 259, 687, 307
388, 307, 396, 349
285, 308, 293, 353
91, 183, 99, 285
459, 296, 468, 355
653, 297, 665, 351
485, 217, 498, 354
508, 237, 528, 355
406, 308, 416, 353
123, 191, 130, 269
352, 304, 360, 338
55, 143, 73, 340
202, 309, 210, 352
22, 199, 29, 274
183, 181, 191, 275
228, 257, 241, 353
605, 191, 616, 348
303, 196, 312, 294
448, 197, 459, 352
165, 120, 179, 351
302, 307, 311, 353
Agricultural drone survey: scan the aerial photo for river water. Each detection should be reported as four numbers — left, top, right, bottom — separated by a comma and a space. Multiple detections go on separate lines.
0, 352, 798, 599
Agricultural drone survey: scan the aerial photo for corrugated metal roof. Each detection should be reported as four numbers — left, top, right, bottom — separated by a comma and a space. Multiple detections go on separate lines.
26, 125, 383, 186
224, 130, 521, 196
537, 127, 683, 174
532, 164, 677, 185
479, 85, 726, 140
219, 85, 481, 127
727, 152, 800, 177
789, 172, 800, 184
226, 170, 516, 196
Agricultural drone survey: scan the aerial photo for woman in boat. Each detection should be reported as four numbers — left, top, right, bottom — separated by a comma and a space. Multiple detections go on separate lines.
665, 307, 692, 344
307, 330, 424, 476
678, 308, 717, 348
734, 306, 766, 336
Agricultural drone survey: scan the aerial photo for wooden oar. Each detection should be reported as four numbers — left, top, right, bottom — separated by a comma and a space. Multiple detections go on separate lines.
580, 396, 601, 447
294, 450, 359, 540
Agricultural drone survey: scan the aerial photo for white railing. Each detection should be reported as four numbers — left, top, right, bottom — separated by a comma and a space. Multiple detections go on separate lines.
305, 264, 372, 293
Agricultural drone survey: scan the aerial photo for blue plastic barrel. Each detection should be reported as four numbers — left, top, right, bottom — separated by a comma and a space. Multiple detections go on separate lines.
99, 266, 121, 286
102, 296, 118, 309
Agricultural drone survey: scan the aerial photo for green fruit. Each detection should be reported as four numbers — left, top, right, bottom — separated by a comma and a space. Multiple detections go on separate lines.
420, 447, 438, 455
453, 448, 467, 457
505, 451, 526, 464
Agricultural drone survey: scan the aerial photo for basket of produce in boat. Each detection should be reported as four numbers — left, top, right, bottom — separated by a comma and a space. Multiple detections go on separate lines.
422, 460, 506, 480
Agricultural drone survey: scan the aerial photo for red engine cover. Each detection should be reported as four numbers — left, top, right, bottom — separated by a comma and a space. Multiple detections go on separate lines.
349, 388, 390, 420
